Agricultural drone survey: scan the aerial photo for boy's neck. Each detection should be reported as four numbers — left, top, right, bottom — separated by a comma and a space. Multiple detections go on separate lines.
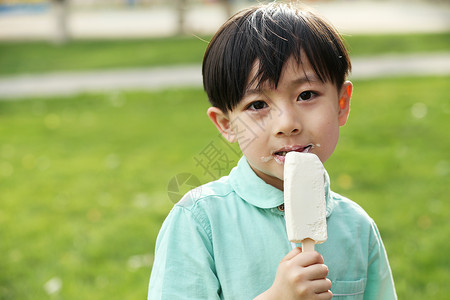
248, 163, 284, 191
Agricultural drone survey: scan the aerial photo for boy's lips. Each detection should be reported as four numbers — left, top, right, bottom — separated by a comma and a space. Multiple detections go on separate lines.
272, 144, 313, 164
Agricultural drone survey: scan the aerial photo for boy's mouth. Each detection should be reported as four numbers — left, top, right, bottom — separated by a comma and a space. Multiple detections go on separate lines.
273, 145, 313, 164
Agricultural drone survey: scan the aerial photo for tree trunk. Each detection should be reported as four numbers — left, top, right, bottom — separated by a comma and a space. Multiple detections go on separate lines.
53, 0, 70, 44
176, 0, 188, 35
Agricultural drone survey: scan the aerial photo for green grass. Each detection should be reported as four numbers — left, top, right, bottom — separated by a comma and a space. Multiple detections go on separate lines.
1, 76, 449, 299
344, 32, 450, 56
0, 32, 449, 75
0, 36, 208, 76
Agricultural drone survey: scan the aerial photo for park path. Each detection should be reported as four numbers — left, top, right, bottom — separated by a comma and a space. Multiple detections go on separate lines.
0, 53, 450, 99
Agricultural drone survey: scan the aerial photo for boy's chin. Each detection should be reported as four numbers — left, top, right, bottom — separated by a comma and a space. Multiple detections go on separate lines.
249, 162, 282, 181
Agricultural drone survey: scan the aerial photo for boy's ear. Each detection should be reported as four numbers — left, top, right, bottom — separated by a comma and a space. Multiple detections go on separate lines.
207, 107, 237, 143
338, 81, 353, 126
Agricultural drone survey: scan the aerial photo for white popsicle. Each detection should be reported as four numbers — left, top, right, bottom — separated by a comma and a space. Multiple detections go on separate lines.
283, 152, 327, 251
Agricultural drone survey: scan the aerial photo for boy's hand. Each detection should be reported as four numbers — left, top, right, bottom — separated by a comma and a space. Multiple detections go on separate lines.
255, 247, 332, 300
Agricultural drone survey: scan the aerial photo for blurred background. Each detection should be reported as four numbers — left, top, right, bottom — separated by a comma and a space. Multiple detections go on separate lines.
0, 0, 449, 299
0, 0, 449, 41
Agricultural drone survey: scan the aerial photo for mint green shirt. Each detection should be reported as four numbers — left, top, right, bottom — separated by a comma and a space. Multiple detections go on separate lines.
148, 157, 396, 299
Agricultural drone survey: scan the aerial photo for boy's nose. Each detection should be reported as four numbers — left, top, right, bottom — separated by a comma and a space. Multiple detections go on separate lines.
274, 108, 301, 137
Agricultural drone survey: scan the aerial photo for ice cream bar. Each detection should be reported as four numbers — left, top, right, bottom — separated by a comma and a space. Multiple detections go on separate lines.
283, 152, 327, 251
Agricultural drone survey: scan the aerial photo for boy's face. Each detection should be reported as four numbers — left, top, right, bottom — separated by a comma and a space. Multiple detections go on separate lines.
208, 54, 352, 190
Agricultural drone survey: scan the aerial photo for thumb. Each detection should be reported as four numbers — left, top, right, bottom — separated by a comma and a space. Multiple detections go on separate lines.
281, 246, 302, 262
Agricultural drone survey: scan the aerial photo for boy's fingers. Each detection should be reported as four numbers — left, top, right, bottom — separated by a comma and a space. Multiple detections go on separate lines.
304, 264, 329, 280
316, 290, 333, 300
290, 250, 325, 267
281, 247, 302, 262
302, 278, 332, 298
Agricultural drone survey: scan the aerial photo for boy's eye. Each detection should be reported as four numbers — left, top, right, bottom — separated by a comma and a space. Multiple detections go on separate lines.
298, 91, 316, 101
247, 101, 268, 110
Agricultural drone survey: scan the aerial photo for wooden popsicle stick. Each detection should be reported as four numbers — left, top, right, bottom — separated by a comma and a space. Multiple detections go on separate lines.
301, 238, 315, 252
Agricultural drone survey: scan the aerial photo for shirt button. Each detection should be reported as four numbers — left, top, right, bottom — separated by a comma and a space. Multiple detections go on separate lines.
277, 204, 284, 212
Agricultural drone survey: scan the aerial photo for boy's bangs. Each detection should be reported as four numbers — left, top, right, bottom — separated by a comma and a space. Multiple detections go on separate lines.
202, 3, 351, 112
247, 5, 350, 92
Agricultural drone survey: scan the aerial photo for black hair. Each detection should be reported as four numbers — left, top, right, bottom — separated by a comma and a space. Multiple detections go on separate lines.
202, 2, 351, 112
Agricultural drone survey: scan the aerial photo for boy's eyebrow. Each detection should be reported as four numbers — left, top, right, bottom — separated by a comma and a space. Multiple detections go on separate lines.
243, 87, 264, 97
291, 73, 321, 85
243, 73, 321, 97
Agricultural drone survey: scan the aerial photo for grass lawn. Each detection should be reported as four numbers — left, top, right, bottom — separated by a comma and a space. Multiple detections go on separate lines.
0, 75, 448, 299
0, 32, 449, 75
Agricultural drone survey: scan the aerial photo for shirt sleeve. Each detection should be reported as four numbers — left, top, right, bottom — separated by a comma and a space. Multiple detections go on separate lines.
148, 204, 221, 300
364, 220, 397, 300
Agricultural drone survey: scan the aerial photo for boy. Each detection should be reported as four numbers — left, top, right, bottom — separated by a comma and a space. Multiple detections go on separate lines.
149, 2, 396, 299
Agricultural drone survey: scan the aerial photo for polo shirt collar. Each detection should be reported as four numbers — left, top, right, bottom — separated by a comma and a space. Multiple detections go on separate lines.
229, 156, 334, 217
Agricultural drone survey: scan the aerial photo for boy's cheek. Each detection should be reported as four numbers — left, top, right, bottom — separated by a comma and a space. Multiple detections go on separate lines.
226, 131, 238, 143
224, 125, 238, 143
